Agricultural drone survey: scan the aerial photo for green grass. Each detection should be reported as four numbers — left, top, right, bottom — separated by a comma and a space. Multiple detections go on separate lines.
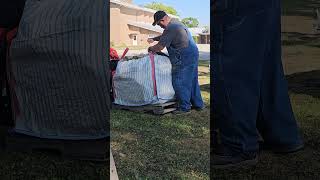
282, 33, 320, 47
0, 126, 108, 179
111, 66, 210, 179
199, 61, 210, 67
111, 108, 210, 179
0, 152, 108, 180
282, 0, 320, 17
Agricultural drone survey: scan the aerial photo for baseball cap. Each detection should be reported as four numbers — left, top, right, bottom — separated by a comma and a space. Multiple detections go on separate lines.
152, 11, 167, 26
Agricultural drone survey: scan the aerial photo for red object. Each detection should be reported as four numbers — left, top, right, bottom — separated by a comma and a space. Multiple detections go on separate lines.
109, 47, 119, 60
0, 28, 7, 40
109, 47, 130, 77
109, 48, 119, 77
109, 48, 123, 99
6, 28, 18, 42
120, 47, 129, 60
149, 53, 157, 96
0, 28, 7, 97
0, 27, 20, 117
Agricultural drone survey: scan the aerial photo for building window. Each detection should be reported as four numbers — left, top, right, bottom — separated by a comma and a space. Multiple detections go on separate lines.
132, 35, 138, 46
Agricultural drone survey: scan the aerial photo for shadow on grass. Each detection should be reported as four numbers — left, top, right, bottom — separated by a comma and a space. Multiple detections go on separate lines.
282, 32, 320, 46
0, 151, 108, 179
199, 72, 210, 77
282, 0, 320, 17
0, 125, 108, 179
199, 61, 210, 67
200, 84, 210, 93
212, 146, 320, 179
286, 70, 320, 98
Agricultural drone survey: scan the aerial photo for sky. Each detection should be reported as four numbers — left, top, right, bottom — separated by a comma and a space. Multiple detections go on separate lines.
133, 0, 210, 27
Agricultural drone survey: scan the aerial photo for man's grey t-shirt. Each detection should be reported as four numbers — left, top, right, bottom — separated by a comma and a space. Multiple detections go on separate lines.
153, 19, 189, 49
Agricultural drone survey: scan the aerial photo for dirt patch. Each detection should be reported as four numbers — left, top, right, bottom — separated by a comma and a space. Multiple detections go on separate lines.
287, 70, 320, 98
282, 45, 320, 75
282, 16, 316, 34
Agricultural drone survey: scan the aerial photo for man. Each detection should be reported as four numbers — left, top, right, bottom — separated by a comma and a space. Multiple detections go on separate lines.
212, 0, 304, 168
147, 11, 204, 114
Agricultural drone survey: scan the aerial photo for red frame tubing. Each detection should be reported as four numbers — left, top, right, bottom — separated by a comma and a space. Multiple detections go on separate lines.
149, 53, 157, 96
5, 27, 20, 117
0, 28, 7, 91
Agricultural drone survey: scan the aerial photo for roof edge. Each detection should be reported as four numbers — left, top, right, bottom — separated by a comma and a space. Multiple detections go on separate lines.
110, 0, 180, 19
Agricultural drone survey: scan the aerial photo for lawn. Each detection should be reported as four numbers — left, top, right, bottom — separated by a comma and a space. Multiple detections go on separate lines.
282, 0, 320, 17
0, 148, 108, 180
110, 62, 210, 179
212, 0, 320, 179
0, 125, 108, 180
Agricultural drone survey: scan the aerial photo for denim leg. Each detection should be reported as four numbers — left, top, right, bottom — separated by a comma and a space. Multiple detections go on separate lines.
256, 0, 303, 147
214, 0, 303, 153
172, 63, 193, 111
191, 60, 204, 108
213, 10, 270, 153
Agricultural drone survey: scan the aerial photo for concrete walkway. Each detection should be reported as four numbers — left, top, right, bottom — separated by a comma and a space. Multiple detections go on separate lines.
110, 150, 119, 180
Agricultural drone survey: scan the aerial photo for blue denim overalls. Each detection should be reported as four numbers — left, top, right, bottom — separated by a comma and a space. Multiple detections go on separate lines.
213, 0, 303, 153
166, 24, 204, 111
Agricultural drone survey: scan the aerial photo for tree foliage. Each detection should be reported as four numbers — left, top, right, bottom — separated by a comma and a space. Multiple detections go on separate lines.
181, 17, 199, 28
144, 2, 178, 16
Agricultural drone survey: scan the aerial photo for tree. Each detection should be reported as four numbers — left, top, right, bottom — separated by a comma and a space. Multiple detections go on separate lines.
203, 26, 210, 33
181, 17, 199, 28
144, 2, 178, 16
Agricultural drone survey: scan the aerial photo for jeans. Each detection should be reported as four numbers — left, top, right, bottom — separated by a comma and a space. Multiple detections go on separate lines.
213, 0, 303, 153
168, 30, 204, 112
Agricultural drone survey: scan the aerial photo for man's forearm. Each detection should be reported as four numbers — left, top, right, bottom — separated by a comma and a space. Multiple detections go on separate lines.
152, 35, 161, 41
149, 43, 164, 53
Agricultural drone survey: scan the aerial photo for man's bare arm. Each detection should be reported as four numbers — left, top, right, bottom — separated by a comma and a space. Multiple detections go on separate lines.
148, 43, 165, 53
147, 35, 162, 44
152, 35, 162, 41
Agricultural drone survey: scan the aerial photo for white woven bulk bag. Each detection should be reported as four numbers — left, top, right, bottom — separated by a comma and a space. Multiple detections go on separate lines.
113, 54, 175, 106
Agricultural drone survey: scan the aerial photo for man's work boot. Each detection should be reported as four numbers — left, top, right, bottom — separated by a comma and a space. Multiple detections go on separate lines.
212, 144, 258, 169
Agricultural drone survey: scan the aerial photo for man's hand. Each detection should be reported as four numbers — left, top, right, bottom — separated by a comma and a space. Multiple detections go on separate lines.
147, 38, 154, 44
148, 47, 154, 53
148, 43, 164, 54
